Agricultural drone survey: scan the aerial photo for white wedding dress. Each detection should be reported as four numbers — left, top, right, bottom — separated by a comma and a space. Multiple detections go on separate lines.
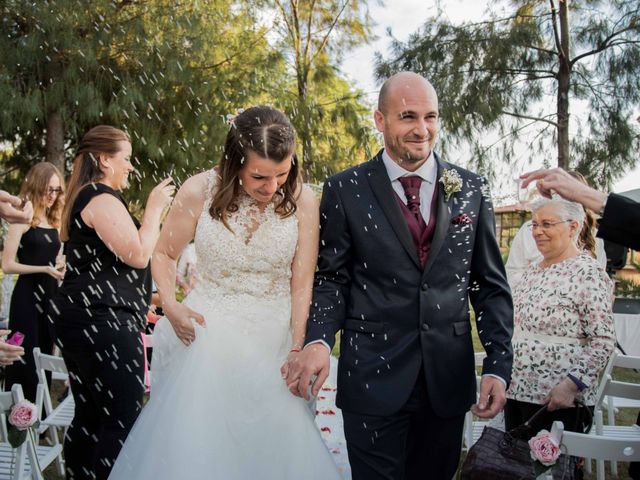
109, 172, 341, 479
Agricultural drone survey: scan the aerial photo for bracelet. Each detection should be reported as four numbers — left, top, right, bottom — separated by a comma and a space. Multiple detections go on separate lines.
289, 348, 301, 353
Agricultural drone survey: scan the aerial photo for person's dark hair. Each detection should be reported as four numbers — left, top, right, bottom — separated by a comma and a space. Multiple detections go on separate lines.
209, 106, 300, 229
61, 125, 131, 241
19, 162, 65, 229
568, 171, 597, 258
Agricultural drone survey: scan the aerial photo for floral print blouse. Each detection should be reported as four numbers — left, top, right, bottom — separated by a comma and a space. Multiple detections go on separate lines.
507, 253, 615, 405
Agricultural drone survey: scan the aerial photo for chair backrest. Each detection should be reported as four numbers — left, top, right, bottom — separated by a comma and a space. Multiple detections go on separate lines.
552, 421, 640, 461
612, 352, 640, 371
32, 347, 68, 419
5, 384, 44, 479
32, 347, 68, 377
592, 351, 640, 410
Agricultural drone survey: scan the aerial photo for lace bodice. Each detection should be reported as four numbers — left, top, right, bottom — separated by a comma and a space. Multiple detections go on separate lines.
192, 171, 298, 300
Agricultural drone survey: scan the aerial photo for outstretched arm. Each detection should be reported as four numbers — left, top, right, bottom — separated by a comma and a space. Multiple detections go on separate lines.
520, 168, 606, 212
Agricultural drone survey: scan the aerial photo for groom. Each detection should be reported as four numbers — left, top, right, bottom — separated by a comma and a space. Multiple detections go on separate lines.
286, 72, 513, 479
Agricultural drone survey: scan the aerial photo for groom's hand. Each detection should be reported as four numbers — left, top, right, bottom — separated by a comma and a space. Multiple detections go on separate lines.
285, 343, 330, 400
470, 375, 507, 419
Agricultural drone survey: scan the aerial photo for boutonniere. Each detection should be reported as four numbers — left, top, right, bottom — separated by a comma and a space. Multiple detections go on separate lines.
439, 168, 462, 201
451, 213, 472, 225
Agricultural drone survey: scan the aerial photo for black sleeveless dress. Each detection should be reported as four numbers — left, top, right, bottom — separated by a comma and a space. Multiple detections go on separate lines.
51, 183, 151, 480
5, 226, 60, 401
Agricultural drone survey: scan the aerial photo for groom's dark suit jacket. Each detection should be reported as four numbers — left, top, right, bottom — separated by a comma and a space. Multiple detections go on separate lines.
306, 151, 513, 418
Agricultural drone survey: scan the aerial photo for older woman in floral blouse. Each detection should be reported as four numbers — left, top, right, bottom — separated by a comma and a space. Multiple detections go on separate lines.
505, 196, 615, 434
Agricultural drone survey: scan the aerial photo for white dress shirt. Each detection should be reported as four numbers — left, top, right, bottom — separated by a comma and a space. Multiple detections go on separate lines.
381, 149, 438, 225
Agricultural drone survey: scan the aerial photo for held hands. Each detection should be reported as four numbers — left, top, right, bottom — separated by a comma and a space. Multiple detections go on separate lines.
0, 330, 24, 366
164, 302, 205, 346
282, 343, 330, 400
471, 376, 507, 419
545, 378, 579, 411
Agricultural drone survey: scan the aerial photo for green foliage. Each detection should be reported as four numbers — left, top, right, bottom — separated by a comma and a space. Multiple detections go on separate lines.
0, 0, 287, 199
375, 0, 640, 187
270, 0, 378, 181
615, 277, 640, 298
0, 0, 377, 199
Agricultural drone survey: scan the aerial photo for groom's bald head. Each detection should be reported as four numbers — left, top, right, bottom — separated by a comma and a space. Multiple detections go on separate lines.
377, 72, 438, 114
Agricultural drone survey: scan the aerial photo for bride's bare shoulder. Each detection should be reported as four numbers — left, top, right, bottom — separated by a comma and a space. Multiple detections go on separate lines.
177, 170, 215, 203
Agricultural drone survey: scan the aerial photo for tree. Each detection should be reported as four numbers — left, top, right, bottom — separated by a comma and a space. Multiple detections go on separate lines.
0, 0, 284, 197
375, 0, 640, 188
271, 0, 376, 180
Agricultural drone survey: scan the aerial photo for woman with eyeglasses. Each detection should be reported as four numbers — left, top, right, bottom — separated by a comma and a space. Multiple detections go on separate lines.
505, 171, 607, 290
1, 162, 66, 401
504, 197, 615, 446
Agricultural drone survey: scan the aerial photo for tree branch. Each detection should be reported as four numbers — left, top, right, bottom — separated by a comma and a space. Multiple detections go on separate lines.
310, 0, 349, 65
549, 0, 563, 60
570, 24, 640, 66
501, 110, 559, 127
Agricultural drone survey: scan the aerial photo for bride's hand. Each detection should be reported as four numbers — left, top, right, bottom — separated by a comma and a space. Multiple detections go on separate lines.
164, 302, 205, 346
280, 350, 301, 381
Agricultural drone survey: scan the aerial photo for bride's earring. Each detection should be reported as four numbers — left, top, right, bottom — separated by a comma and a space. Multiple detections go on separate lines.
106, 162, 115, 176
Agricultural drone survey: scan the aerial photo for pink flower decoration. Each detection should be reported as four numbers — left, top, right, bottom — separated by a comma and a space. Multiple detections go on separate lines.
529, 430, 560, 466
8, 400, 37, 431
6, 332, 24, 346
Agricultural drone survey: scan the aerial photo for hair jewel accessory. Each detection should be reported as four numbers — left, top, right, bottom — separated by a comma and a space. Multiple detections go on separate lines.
225, 108, 245, 125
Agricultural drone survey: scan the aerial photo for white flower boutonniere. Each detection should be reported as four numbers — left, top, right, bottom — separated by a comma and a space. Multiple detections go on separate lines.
439, 168, 462, 201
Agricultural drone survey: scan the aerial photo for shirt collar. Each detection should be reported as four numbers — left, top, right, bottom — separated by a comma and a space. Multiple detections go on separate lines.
381, 149, 437, 184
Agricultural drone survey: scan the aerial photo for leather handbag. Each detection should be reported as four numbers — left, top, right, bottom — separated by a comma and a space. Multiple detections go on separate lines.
460, 402, 592, 480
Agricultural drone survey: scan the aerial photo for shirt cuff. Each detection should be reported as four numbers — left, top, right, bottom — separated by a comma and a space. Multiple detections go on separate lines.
567, 373, 588, 392
483, 373, 507, 388
305, 339, 331, 353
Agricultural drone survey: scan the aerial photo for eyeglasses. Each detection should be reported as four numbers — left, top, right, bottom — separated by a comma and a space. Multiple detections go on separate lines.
528, 220, 572, 231
47, 187, 63, 196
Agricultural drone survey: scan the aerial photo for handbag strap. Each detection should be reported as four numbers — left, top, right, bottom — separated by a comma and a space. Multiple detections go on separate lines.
573, 399, 593, 433
509, 400, 593, 438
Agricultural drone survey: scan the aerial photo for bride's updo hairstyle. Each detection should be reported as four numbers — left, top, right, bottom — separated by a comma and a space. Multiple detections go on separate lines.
209, 105, 301, 229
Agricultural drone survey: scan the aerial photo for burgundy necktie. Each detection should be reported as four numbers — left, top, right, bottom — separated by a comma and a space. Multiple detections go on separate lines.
399, 176, 426, 230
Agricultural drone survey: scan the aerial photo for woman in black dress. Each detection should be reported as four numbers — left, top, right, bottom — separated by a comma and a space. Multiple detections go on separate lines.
1, 162, 65, 401
51, 125, 174, 480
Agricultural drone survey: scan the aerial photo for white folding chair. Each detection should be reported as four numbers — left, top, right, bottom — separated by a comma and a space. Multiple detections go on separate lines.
548, 420, 640, 480
601, 352, 640, 426
587, 351, 640, 478
32, 347, 73, 476
0, 384, 62, 479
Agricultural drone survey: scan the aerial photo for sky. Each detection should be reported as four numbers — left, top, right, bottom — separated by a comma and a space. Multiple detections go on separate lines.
339, 0, 640, 199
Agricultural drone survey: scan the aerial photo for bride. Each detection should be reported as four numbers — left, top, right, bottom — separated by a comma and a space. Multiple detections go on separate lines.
109, 106, 341, 479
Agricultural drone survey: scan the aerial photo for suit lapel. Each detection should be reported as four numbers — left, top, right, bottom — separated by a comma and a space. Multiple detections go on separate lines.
423, 154, 454, 277
366, 153, 421, 269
